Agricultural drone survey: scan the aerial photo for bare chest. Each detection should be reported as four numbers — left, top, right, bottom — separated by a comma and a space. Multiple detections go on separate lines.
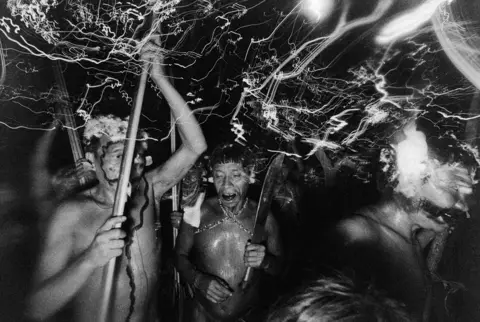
72, 191, 160, 321
192, 210, 261, 282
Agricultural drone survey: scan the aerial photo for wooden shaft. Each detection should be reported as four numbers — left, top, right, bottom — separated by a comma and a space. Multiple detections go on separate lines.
52, 61, 86, 185
97, 63, 149, 322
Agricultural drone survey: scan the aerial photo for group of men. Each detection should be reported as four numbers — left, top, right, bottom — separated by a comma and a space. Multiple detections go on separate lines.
27, 37, 283, 322
25, 37, 477, 322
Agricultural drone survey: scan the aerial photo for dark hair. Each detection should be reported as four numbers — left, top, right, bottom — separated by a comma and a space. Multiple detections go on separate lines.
84, 136, 102, 154
267, 275, 412, 322
209, 143, 255, 171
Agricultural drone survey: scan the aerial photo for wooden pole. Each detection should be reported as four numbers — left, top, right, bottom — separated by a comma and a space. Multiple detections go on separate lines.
97, 63, 149, 322
52, 61, 86, 185
170, 111, 184, 322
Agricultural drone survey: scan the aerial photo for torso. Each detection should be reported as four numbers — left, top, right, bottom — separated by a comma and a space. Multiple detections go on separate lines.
191, 198, 263, 321
337, 210, 430, 320
70, 177, 160, 322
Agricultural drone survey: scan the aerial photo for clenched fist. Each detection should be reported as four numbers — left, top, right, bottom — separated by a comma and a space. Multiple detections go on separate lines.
194, 272, 233, 304
84, 216, 127, 268
244, 242, 266, 268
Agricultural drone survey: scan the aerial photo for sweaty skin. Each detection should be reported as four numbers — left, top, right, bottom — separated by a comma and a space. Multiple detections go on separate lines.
176, 197, 282, 321
175, 160, 283, 321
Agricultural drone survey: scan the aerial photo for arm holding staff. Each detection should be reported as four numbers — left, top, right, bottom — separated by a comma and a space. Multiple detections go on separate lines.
142, 36, 207, 198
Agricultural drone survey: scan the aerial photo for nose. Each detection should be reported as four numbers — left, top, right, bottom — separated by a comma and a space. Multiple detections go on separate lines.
134, 154, 142, 165
222, 175, 234, 188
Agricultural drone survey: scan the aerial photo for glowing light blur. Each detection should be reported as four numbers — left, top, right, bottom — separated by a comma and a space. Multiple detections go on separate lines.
432, 0, 480, 91
1, 0, 478, 185
393, 121, 430, 198
376, 0, 451, 45
299, 0, 335, 24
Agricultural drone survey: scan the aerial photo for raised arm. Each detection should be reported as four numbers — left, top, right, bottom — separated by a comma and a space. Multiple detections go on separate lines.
142, 37, 207, 197
26, 204, 126, 320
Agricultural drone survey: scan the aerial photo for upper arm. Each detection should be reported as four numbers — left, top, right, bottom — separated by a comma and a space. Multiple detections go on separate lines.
175, 220, 196, 259
34, 204, 77, 284
149, 146, 200, 198
264, 213, 283, 257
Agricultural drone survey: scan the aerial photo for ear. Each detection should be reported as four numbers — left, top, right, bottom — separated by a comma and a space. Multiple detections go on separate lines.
248, 168, 256, 184
145, 156, 153, 167
85, 152, 96, 171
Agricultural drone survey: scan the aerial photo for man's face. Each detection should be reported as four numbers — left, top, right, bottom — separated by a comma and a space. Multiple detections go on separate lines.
411, 164, 474, 231
95, 140, 147, 185
213, 162, 250, 207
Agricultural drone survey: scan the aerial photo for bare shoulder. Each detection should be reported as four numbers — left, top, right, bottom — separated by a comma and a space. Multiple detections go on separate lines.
335, 214, 380, 244
202, 197, 218, 210
49, 199, 85, 228
48, 191, 99, 232
200, 197, 220, 221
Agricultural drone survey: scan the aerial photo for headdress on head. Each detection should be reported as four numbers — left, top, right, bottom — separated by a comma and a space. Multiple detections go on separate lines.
83, 114, 150, 153
378, 121, 478, 221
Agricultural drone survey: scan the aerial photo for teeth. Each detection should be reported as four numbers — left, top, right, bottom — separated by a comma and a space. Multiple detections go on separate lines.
222, 193, 236, 200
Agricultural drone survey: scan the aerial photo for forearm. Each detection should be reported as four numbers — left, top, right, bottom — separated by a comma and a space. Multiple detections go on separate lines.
153, 77, 206, 154
175, 253, 200, 286
26, 253, 95, 320
261, 253, 284, 276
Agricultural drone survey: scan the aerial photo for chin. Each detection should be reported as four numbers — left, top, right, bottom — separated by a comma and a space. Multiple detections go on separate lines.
220, 198, 239, 206
425, 217, 449, 233
107, 180, 119, 187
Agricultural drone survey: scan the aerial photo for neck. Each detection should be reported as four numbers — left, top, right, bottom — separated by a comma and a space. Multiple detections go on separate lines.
366, 201, 415, 242
222, 198, 247, 215
93, 183, 117, 206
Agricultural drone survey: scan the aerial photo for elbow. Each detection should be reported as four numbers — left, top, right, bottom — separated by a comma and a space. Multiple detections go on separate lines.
187, 140, 207, 157
173, 251, 183, 271
195, 139, 207, 155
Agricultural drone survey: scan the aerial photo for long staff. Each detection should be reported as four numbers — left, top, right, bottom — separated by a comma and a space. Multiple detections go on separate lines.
52, 61, 88, 187
97, 63, 149, 322
97, 4, 163, 320
170, 111, 185, 322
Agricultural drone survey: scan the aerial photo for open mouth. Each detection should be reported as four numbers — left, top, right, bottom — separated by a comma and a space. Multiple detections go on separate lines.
221, 193, 237, 202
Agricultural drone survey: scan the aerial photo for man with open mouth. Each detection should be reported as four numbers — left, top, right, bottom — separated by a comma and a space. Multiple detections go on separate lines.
175, 143, 284, 322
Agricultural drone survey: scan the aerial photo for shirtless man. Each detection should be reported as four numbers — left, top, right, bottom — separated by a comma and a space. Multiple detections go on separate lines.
330, 123, 476, 321
26, 37, 207, 322
175, 144, 283, 322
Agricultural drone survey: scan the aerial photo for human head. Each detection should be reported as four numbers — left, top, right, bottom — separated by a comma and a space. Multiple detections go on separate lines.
378, 121, 477, 229
83, 115, 151, 186
209, 143, 255, 208
266, 275, 413, 322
